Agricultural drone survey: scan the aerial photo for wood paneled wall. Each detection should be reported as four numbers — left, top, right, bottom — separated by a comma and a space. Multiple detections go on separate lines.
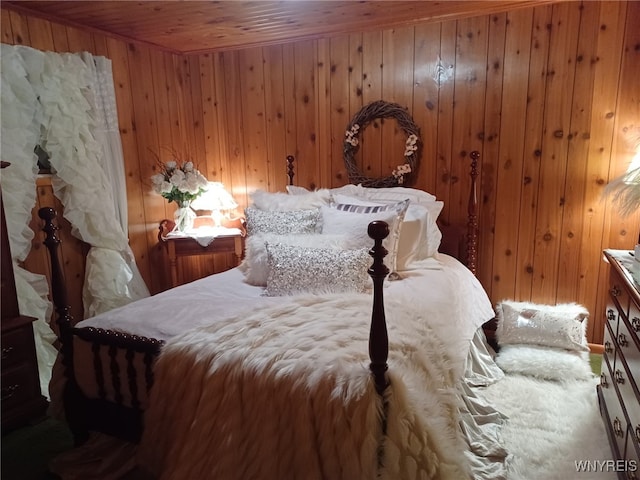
2, 1, 638, 343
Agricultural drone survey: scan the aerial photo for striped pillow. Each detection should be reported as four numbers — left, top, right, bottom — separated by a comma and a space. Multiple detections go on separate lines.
321, 199, 409, 278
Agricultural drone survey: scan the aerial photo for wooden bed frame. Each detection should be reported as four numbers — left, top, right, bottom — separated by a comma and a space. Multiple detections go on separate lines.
40, 152, 481, 446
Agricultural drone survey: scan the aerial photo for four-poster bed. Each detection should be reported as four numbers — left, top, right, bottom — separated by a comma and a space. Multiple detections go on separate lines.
40, 151, 500, 478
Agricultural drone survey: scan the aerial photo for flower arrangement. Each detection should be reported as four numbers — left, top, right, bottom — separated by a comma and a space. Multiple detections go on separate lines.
150, 157, 208, 206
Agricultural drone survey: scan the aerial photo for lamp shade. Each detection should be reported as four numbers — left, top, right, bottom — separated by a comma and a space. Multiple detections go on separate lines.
190, 182, 237, 211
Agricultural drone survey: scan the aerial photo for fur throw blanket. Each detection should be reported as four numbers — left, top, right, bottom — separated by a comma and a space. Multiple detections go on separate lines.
137, 293, 470, 480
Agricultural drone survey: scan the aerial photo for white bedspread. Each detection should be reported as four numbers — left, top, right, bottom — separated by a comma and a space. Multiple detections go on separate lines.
131, 254, 495, 479
139, 295, 468, 479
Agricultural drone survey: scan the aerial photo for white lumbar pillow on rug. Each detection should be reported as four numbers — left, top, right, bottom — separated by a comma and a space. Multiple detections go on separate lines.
495, 344, 594, 381
495, 300, 590, 352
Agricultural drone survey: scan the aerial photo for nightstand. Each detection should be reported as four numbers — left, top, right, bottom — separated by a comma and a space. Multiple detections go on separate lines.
158, 221, 244, 288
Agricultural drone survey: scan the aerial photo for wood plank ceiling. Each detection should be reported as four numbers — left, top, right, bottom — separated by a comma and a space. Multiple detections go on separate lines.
3, 0, 560, 54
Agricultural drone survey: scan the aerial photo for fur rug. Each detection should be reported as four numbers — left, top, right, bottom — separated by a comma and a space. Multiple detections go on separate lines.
481, 373, 615, 480
137, 293, 471, 480
495, 344, 594, 381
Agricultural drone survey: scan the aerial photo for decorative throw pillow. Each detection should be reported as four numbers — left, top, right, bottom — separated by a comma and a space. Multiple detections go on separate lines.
263, 243, 370, 296
251, 189, 331, 211
495, 345, 594, 381
242, 233, 347, 286
396, 204, 442, 269
332, 195, 442, 269
320, 200, 409, 276
244, 206, 320, 236
496, 301, 589, 352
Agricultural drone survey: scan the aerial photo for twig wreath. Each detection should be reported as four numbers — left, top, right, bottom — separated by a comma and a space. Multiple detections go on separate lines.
343, 100, 420, 187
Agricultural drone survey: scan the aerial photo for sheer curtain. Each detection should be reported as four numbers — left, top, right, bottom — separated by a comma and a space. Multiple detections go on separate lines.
0, 43, 150, 396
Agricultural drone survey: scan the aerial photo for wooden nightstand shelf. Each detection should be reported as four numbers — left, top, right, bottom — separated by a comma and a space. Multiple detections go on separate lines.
598, 250, 640, 478
158, 220, 244, 288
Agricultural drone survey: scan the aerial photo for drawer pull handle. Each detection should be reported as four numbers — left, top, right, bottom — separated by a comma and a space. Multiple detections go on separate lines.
615, 370, 625, 384
611, 286, 622, 297
632, 317, 640, 332
607, 309, 616, 322
1, 346, 14, 359
600, 373, 609, 388
613, 417, 624, 437
604, 341, 613, 354
635, 425, 640, 443
618, 333, 629, 347
1, 384, 19, 401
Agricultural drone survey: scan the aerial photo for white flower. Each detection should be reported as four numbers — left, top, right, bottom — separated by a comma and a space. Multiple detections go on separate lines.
150, 174, 165, 187
151, 156, 208, 204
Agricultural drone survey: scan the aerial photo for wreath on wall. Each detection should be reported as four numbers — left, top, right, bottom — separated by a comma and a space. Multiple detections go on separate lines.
343, 100, 421, 188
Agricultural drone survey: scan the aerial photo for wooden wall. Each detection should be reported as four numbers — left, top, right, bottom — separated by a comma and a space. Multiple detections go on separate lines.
2, 1, 638, 343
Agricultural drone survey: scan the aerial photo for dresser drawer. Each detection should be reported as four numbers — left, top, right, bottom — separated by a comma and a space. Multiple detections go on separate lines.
611, 267, 631, 321
629, 299, 640, 342
602, 360, 628, 458
1, 324, 36, 369
618, 318, 640, 393
1, 363, 42, 414
624, 428, 640, 479
604, 320, 618, 370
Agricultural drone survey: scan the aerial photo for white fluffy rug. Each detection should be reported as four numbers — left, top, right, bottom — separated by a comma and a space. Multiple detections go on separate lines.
481, 373, 616, 480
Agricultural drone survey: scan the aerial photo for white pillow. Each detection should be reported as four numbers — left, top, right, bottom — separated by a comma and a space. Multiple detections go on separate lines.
244, 206, 320, 236
251, 189, 331, 210
242, 233, 347, 286
320, 200, 409, 275
360, 186, 437, 206
333, 195, 442, 270
396, 204, 442, 270
496, 301, 589, 352
331, 193, 386, 207
263, 243, 370, 296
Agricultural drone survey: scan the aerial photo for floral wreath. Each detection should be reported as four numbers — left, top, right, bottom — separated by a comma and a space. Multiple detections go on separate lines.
343, 100, 420, 187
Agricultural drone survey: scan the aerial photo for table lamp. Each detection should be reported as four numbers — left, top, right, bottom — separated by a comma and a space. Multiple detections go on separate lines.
190, 182, 238, 227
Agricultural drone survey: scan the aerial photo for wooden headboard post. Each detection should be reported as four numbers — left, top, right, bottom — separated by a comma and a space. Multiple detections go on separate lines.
467, 151, 480, 276
38, 207, 89, 444
286, 155, 295, 186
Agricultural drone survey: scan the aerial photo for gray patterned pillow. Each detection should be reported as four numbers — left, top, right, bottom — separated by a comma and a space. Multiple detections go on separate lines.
244, 206, 320, 236
263, 243, 370, 296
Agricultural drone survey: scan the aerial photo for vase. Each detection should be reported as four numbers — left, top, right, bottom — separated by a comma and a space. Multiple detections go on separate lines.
173, 201, 196, 233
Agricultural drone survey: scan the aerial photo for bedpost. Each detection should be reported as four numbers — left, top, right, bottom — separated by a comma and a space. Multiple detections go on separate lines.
367, 221, 390, 395
286, 155, 295, 186
467, 151, 480, 276
38, 208, 74, 336
38, 207, 88, 445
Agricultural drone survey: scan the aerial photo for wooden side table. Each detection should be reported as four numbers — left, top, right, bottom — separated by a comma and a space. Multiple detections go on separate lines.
158, 220, 244, 288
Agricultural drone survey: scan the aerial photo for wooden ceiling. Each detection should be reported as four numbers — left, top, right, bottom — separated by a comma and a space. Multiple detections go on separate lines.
3, 1, 559, 55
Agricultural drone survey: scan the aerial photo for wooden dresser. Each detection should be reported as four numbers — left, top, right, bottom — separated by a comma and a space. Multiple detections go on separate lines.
1, 171, 48, 432
599, 250, 640, 478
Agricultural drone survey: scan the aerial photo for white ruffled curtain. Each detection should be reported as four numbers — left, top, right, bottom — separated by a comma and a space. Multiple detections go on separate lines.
0, 44, 150, 397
